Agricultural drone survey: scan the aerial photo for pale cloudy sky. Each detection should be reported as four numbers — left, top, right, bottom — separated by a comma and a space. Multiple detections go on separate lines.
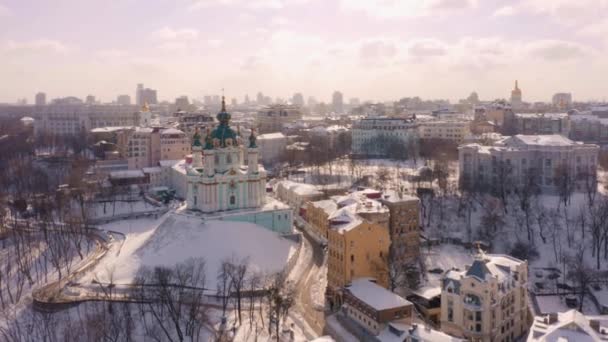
1, 0, 607, 103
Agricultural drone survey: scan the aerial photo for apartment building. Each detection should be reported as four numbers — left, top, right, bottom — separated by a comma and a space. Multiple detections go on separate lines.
418, 120, 471, 142
326, 195, 390, 305
33, 104, 142, 136
379, 191, 421, 264
440, 253, 529, 342
351, 117, 419, 157
514, 113, 569, 136
257, 104, 303, 134
123, 127, 190, 169
459, 135, 599, 193
343, 278, 413, 335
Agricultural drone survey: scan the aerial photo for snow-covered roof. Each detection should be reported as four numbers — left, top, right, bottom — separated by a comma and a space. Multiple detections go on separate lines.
90, 126, 134, 133
278, 180, 323, 196
510, 134, 576, 147
258, 132, 286, 140
159, 159, 183, 167
515, 113, 568, 119
380, 190, 419, 204
160, 128, 185, 135
378, 322, 463, 342
310, 199, 338, 216
328, 204, 362, 233
143, 167, 162, 173
528, 310, 608, 341
451, 253, 525, 283
109, 170, 145, 179
346, 278, 412, 311
413, 286, 442, 300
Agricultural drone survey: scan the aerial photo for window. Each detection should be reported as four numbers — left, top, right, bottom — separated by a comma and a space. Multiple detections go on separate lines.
351, 255, 354, 262
230, 195, 236, 205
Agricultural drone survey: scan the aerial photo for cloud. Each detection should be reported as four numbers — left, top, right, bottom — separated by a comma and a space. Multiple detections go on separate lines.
408, 39, 448, 58
578, 19, 608, 37
0, 4, 11, 17
341, 0, 477, 18
3, 39, 70, 54
189, 0, 307, 11
493, 6, 515, 17
514, 0, 608, 24
151, 27, 199, 41
526, 40, 588, 61
358, 39, 398, 66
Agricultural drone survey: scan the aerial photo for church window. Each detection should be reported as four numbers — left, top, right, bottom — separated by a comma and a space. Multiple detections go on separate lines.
215, 154, 219, 164
227, 154, 232, 163
193, 196, 197, 206
230, 195, 235, 205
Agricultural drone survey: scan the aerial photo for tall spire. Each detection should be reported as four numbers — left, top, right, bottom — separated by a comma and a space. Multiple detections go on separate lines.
515, 80, 519, 91
221, 95, 226, 112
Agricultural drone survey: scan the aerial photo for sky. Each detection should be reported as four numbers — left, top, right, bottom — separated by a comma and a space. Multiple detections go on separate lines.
1, 0, 608, 104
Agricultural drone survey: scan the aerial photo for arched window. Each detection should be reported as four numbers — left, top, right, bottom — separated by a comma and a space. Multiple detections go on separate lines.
230, 195, 236, 205
227, 154, 232, 163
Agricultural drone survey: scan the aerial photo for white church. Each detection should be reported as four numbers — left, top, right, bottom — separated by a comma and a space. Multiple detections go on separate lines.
186, 98, 266, 212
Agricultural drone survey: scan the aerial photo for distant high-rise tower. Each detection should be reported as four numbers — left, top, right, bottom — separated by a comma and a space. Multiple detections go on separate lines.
511, 80, 522, 109
136, 83, 144, 106
117, 94, 131, 105
257, 92, 264, 105
86, 95, 96, 105
292, 93, 304, 107
332, 91, 344, 114
35, 92, 46, 106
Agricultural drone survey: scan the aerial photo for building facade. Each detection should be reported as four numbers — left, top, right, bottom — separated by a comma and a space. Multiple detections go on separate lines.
379, 191, 421, 264
351, 117, 419, 157
327, 194, 391, 302
257, 132, 287, 165
514, 113, 569, 136
459, 135, 599, 193
418, 120, 471, 142
343, 278, 414, 335
441, 253, 529, 342
33, 104, 142, 136
123, 127, 190, 170
257, 104, 303, 134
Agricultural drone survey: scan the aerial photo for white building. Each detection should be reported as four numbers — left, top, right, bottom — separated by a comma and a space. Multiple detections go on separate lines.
352, 117, 419, 157
186, 98, 266, 213
441, 253, 529, 342
126, 127, 190, 170
257, 104, 303, 134
459, 135, 599, 193
276, 180, 324, 211
257, 132, 287, 165
527, 310, 608, 341
418, 120, 471, 142
33, 104, 142, 136
514, 113, 570, 136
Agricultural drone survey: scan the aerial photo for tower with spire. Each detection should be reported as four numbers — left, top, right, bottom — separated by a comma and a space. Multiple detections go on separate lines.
510, 80, 522, 109
186, 95, 265, 213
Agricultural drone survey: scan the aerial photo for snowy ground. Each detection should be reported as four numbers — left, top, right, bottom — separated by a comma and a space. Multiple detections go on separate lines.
80, 211, 297, 290
86, 198, 160, 219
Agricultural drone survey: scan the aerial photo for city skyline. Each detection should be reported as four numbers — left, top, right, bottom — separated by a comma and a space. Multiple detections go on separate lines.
1, 0, 608, 103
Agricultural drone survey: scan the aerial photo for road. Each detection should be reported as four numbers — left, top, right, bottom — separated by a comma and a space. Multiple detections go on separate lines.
291, 217, 327, 337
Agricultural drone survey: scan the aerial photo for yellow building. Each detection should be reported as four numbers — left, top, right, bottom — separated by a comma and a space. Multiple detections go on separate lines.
327, 201, 390, 306
306, 199, 337, 240
441, 253, 529, 342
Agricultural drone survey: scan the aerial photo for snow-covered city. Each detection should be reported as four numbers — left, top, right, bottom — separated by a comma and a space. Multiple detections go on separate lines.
3, 1, 608, 341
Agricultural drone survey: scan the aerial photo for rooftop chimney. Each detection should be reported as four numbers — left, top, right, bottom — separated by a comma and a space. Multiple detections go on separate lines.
548, 313, 558, 324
